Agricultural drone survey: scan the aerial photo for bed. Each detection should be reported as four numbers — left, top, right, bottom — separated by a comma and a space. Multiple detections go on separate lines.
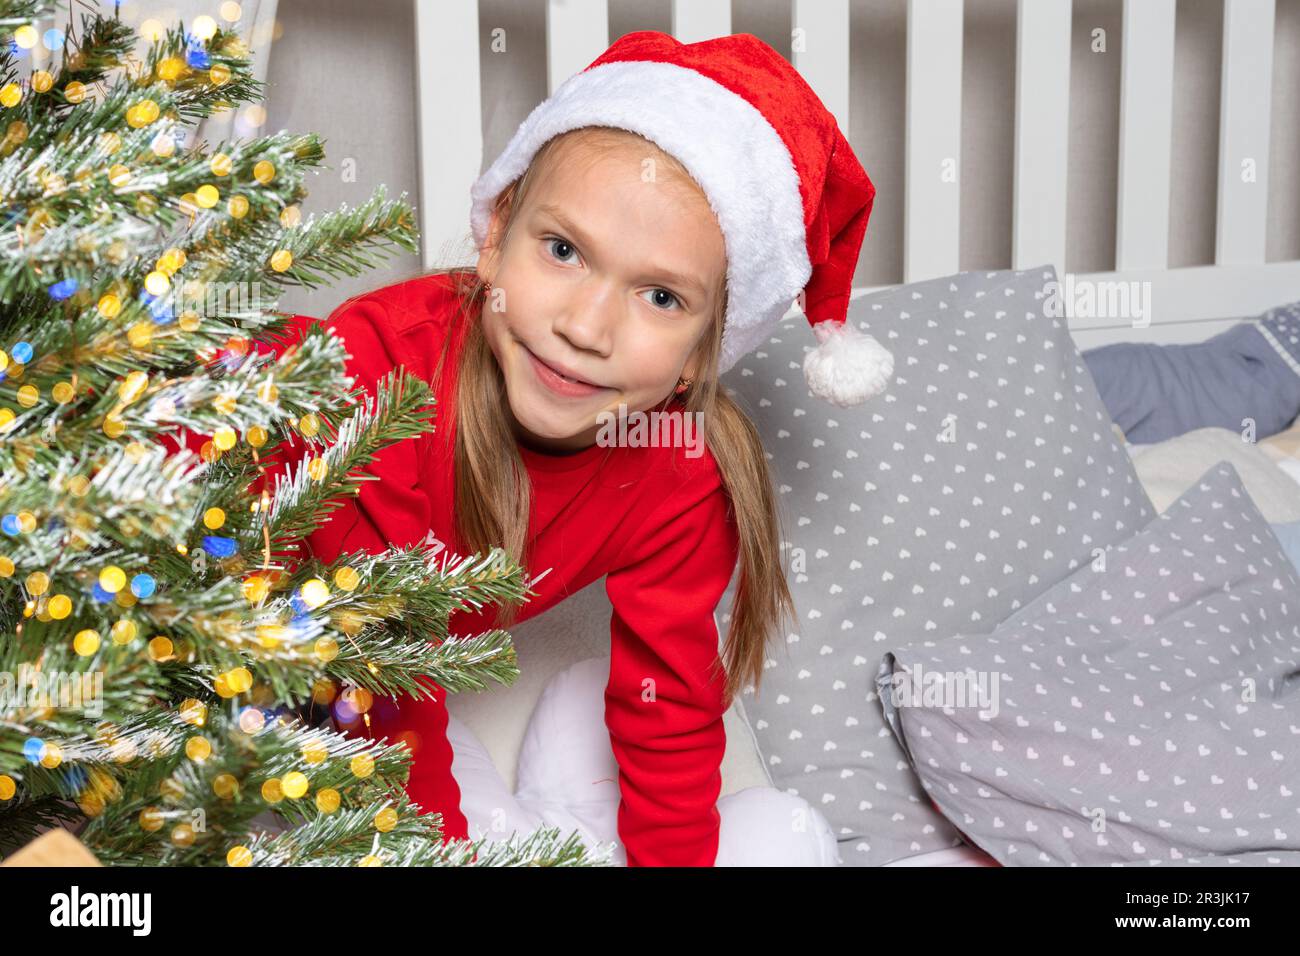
155, 0, 1298, 865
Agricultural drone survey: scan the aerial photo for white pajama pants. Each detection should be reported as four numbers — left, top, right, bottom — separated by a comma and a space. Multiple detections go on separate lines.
448, 656, 841, 866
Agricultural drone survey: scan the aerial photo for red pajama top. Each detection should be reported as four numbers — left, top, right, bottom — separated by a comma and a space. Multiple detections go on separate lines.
265, 272, 740, 867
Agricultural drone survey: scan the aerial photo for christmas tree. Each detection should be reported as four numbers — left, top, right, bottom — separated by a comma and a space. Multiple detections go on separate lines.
0, 1, 605, 866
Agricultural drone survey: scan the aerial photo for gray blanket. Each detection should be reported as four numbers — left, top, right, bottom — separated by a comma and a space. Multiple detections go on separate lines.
877, 461, 1300, 866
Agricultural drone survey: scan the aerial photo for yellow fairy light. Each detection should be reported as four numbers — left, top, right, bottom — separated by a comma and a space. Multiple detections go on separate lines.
119, 370, 148, 403
226, 845, 252, 867
147, 635, 174, 661
314, 636, 339, 663
200, 441, 220, 463
269, 249, 293, 272
209, 152, 233, 177
307, 457, 327, 481
144, 270, 170, 296
0, 350, 7, 371
73, 629, 101, 656
179, 310, 200, 331
98, 565, 126, 593
155, 251, 182, 276
107, 164, 131, 187
221, 1, 243, 22
374, 807, 398, 832
256, 380, 278, 404
358, 855, 383, 867
0, 775, 16, 800
192, 14, 218, 39
343, 687, 373, 716
0, 557, 13, 577
212, 393, 237, 415
253, 160, 275, 184
301, 741, 328, 765
213, 774, 239, 800
203, 507, 226, 531
195, 184, 219, 208
63, 81, 86, 104
333, 566, 361, 592
282, 771, 309, 799
179, 698, 207, 725
40, 742, 62, 768
170, 824, 196, 847
247, 425, 268, 447
228, 194, 250, 218
213, 426, 237, 450
127, 322, 153, 348
31, 71, 53, 94
349, 753, 375, 779
125, 441, 148, 463
25, 571, 49, 595
242, 575, 269, 603
158, 56, 185, 82
279, 204, 301, 228
0, 409, 15, 432
300, 578, 330, 609
298, 412, 320, 437
16, 384, 37, 407
184, 736, 211, 761
4, 119, 27, 145
228, 667, 253, 693
17, 512, 35, 532
312, 678, 337, 705
0, 83, 21, 108
103, 416, 125, 439
97, 293, 122, 318
260, 778, 284, 803
150, 132, 175, 158
111, 619, 137, 644
139, 807, 164, 832
316, 788, 340, 814
209, 64, 231, 86
52, 381, 75, 403
255, 624, 283, 649
47, 594, 71, 619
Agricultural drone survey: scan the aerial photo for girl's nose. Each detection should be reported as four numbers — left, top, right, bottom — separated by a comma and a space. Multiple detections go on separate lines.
553, 280, 618, 354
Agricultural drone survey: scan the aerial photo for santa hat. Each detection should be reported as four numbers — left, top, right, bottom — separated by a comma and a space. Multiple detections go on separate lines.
469, 30, 893, 407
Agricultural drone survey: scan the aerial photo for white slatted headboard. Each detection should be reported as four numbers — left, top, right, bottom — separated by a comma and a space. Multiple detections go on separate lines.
413, 0, 1300, 351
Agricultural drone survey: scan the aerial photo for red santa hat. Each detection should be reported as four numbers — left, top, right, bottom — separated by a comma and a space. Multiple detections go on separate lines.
469, 30, 893, 407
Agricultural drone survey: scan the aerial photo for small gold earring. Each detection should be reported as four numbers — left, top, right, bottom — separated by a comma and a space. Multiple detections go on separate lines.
674, 377, 692, 395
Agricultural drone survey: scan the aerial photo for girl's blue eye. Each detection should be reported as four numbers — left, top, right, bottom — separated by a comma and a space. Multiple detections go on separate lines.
642, 288, 682, 311
546, 237, 577, 262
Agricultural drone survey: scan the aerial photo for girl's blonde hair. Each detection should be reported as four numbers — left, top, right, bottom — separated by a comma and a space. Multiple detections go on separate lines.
412, 126, 794, 706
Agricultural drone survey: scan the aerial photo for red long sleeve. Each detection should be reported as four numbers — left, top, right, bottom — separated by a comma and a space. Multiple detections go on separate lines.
300, 301, 468, 844
603, 473, 740, 867
253, 304, 469, 845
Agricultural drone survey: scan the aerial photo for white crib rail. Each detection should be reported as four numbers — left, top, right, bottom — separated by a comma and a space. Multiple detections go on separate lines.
413, 0, 1300, 346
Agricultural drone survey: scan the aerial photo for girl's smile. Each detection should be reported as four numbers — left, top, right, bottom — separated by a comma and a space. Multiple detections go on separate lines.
523, 342, 612, 398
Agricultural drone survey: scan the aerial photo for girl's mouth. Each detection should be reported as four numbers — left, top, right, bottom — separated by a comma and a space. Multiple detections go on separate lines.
525, 347, 610, 398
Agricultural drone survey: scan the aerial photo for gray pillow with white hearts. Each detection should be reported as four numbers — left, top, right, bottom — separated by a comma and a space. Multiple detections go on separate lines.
878, 460, 1300, 866
718, 264, 1156, 865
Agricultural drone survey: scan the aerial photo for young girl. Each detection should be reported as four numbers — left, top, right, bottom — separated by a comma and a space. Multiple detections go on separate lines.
267, 30, 892, 866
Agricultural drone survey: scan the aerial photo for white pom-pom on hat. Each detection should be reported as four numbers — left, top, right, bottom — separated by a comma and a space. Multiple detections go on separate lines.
803, 319, 894, 407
